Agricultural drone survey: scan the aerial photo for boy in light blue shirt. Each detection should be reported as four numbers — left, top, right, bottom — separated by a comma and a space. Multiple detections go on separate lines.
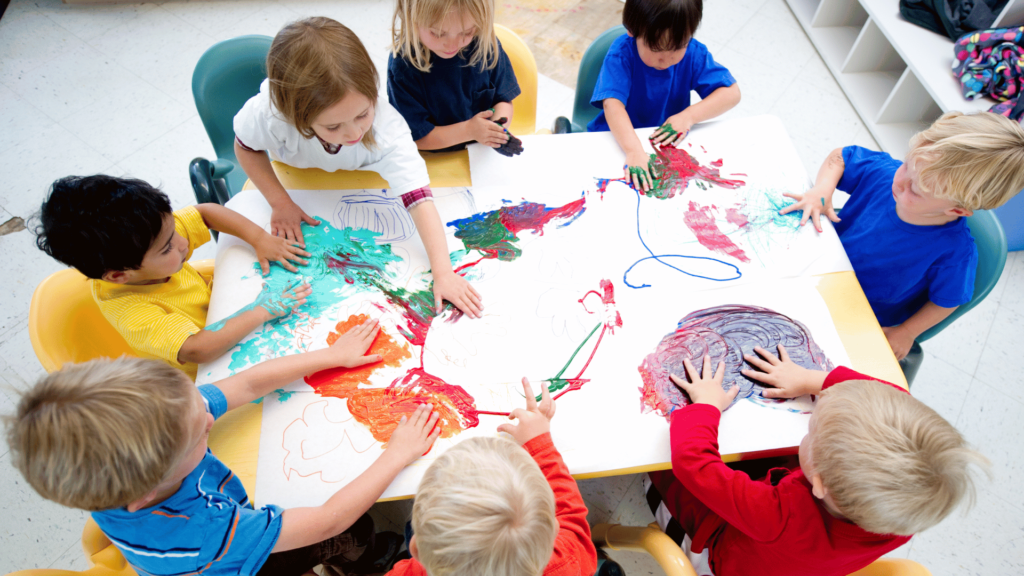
7, 319, 441, 576
588, 0, 740, 191
781, 112, 1024, 360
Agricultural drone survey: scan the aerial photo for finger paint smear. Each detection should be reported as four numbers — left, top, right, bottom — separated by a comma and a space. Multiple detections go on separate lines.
683, 201, 751, 263
637, 305, 833, 418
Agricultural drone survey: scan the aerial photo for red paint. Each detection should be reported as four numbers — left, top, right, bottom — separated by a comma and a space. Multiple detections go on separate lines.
683, 201, 751, 263
725, 206, 749, 228
711, 159, 723, 167
500, 197, 587, 236
647, 145, 746, 199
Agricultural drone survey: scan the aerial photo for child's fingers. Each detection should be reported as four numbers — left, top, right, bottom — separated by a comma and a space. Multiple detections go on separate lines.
539, 381, 552, 410
740, 368, 773, 385
700, 354, 713, 379
260, 258, 270, 276
726, 385, 740, 401
496, 422, 517, 435
826, 208, 841, 223
713, 361, 726, 382
669, 373, 692, 391
682, 357, 701, 383
521, 377, 538, 410
752, 346, 780, 365
777, 344, 790, 363
743, 352, 773, 373
348, 353, 383, 367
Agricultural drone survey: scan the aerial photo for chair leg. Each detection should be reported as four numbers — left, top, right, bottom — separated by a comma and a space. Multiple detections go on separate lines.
553, 116, 573, 134
898, 342, 924, 387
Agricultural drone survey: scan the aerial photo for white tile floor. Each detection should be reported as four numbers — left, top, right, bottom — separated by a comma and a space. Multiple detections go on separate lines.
0, 0, 1021, 574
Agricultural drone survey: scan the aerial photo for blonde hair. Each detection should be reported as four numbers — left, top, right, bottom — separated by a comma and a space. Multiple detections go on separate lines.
268, 17, 378, 148
813, 380, 989, 535
391, 0, 498, 73
412, 436, 558, 576
907, 111, 1024, 210
4, 358, 196, 511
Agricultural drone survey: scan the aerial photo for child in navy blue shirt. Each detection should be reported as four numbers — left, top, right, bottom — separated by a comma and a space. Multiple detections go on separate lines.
7, 319, 441, 576
782, 112, 1024, 360
388, 0, 521, 154
589, 0, 740, 191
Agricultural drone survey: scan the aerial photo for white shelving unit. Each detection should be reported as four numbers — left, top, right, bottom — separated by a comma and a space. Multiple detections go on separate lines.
786, 0, 1024, 157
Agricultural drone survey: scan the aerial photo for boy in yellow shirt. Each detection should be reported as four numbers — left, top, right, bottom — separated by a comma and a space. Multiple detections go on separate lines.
35, 175, 311, 379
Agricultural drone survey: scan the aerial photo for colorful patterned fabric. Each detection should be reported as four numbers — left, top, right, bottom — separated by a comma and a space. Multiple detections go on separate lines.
399, 186, 433, 210
953, 27, 1024, 122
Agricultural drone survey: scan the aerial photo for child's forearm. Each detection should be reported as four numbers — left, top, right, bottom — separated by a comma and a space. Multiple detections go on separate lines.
676, 84, 741, 125
892, 302, 957, 340
178, 308, 270, 365
409, 201, 455, 277
416, 123, 471, 150
215, 345, 346, 410
813, 148, 846, 193
603, 98, 645, 156
234, 141, 295, 209
195, 203, 269, 247
273, 449, 408, 552
493, 101, 514, 125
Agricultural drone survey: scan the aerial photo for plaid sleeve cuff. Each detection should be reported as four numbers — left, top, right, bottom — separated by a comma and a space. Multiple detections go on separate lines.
235, 136, 259, 152
401, 186, 434, 210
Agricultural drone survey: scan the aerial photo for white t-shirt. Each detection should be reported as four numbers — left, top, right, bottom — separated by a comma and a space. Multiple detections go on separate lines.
233, 79, 430, 197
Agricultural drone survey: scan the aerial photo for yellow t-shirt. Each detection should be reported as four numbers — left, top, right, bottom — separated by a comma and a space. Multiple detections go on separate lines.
93, 206, 213, 381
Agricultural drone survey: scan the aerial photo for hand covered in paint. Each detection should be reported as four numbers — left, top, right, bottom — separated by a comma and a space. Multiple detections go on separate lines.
492, 117, 524, 157
780, 184, 841, 233
469, 109, 510, 148
386, 403, 442, 464
498, 378, 556, 445
741, 345, 826, 398
624, 150, 654, 192
649, 112, 694, 147
433, 271, 483, 319
270, 200, 321, 246
256, 280, 311, 320
670, 355, 738, 413
253, 231, 311, 275
325, 318, 384, 368
882, 325, 915, 361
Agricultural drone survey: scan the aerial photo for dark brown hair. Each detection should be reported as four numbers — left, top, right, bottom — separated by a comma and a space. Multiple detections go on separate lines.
623, 0, 702, 52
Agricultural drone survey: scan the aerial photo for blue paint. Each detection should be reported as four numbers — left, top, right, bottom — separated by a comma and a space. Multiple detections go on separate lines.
612, 181, 742, 288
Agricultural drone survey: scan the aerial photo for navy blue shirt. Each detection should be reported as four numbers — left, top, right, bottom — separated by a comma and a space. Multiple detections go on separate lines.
387, 38, 521, 151
587, 35, 735, 132
835, 146, 977, 327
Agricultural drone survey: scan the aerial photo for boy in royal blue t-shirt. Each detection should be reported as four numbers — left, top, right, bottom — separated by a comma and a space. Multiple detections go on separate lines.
588, 0, 740, 191
782, 111, 1024, 360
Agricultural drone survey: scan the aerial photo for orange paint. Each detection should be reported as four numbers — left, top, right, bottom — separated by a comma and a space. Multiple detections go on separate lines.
312, 314, 412, 396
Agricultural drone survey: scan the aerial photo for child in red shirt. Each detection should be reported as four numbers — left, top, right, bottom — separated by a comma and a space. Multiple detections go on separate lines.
647, 348, 987, 576
386, 379, 597, 576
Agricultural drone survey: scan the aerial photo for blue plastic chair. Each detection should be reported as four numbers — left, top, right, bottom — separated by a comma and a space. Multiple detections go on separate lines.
553, 25, 626, 134
190, 35, 273, 205
900, 211, 1007, 384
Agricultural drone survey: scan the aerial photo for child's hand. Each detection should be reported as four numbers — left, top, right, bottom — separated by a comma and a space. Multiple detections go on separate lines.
649, 113, 693, 146
326, 318, 384, 368
271, 201, 321, 246
498, 377, 556, 445
253, 232, 311, 275
779, 186, 841, 233
257, 280, 311, 320
624, 150, 654, 192
386, 403, 441, 464
468, 109, 510, 148
882, 326, 915, 361
740, 345, 826, 398
669, 355, 738, 413
492, 118, 524, 157
433, 271, 483, 319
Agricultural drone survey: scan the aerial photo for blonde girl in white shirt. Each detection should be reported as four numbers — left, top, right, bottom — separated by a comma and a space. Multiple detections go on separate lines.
234, 17, 482, 318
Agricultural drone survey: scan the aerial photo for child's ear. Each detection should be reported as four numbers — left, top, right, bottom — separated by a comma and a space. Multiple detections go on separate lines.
101, 269, 132, 284
126, 488, 160, 512
809, 473, 828, 500
948, 206, 973, 218
409, 535, 419, 562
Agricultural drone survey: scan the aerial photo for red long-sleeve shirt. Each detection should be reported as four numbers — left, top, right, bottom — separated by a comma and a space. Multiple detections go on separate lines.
386, 433, 597, 576
669, 367, 911, 576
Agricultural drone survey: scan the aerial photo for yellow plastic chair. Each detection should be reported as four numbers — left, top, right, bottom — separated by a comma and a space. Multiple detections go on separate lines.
28, 261, 215, 374
593, 523, 931, 576
494, 24, 537, 136
4, 519, 135, 576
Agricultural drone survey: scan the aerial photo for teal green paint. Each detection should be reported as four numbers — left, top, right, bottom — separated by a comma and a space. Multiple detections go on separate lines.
275, 389, 296, 402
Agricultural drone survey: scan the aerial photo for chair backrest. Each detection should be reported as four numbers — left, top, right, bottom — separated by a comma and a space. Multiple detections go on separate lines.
918, 210, 1007, 342
494, 24, 537, 135
570, 25, 626, 132
192, 35, 273, 196
28, 262, 215, 373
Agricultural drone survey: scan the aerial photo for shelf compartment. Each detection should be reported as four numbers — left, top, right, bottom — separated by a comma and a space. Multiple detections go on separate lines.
812, 0, 868, 28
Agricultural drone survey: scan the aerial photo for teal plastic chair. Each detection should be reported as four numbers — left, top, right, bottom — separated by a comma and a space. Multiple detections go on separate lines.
900, 211, 1008, 384
553, 25, 625, 134
190, 35, 273, 205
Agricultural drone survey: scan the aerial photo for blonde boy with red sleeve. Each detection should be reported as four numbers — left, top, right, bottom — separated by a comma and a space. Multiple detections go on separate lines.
387, 379, 597, 576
